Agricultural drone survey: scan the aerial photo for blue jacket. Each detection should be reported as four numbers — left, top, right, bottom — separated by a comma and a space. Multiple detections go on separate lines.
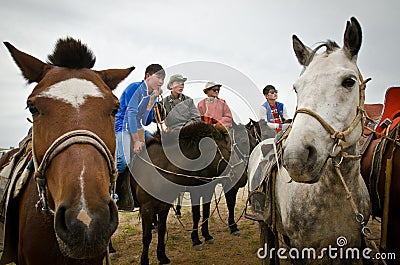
115, 80, 156, 133
262, 101, 284, 123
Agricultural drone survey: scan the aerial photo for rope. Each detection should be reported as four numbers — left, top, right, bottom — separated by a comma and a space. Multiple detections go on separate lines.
135, 153, 231, 183
332, 155, 388, 265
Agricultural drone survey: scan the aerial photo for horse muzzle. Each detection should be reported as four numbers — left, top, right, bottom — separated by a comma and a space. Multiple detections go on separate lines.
54, 198, 119, 259
283, 143, 324, 183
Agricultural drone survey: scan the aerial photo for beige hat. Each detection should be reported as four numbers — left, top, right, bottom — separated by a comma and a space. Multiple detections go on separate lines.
203, 81, 222, 93
168, 74, 187, 89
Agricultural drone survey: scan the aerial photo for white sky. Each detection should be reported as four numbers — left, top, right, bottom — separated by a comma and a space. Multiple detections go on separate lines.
0, 0, 399, 148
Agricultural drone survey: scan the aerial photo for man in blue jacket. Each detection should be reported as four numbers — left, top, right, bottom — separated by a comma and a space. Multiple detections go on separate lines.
259, 85, 290, 132
115, 64, 165, 174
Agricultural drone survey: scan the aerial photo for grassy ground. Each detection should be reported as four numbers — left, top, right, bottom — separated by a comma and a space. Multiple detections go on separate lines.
109, 187, 263, 264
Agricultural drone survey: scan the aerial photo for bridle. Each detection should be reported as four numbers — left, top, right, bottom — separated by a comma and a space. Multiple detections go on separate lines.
293, 72, 370, 153
289, 72, 388, 259
32, 129, 118, 214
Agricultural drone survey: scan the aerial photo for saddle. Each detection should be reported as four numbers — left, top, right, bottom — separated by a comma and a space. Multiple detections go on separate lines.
360, 87, 400, 215
375, 87, 400, 135
0, 135, 33, 263
245, 130, 286, 223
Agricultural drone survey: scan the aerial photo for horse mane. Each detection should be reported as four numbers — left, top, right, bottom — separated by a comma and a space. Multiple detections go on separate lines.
301, 40, 340, 74
147, 121, 229, 147
47, 37, 96, 69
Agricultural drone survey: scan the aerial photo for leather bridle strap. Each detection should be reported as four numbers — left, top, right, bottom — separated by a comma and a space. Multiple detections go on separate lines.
293, 73, 370, 144
33, 129, 118, 213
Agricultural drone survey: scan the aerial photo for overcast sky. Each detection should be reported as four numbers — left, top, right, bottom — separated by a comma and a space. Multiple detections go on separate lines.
0, 0, 399, 148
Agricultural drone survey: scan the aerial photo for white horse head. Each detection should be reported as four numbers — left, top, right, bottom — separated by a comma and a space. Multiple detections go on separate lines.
283, 17, 365, 183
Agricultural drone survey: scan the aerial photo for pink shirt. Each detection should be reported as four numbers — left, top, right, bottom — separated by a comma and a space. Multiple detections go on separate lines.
197, 97, 232, 127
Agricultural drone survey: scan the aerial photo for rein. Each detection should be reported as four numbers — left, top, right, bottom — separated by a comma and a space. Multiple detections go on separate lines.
33, 130, 118, 214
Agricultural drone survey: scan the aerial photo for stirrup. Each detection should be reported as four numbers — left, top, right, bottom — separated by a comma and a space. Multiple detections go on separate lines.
245, 191, 265, 221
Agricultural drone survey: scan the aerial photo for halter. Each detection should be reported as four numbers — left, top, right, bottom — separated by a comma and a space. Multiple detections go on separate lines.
289, 71, 389, 261
33, 130, 118, 214
293, 72, 370, 150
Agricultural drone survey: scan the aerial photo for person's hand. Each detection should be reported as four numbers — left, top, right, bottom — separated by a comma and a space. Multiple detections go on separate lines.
283, 119, 292, 124
152, 87, 163, 97
133, 141, 144, 154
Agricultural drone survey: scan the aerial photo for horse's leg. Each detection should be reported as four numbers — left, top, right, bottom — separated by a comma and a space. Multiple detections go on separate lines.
151, 213, 158, 233
201, 201, 215, 244
140, 208, 153, 265
224, 186, 240, 235
259, 221, 278, 265
156, 207, 171, 264
108, 240, 116, 253
190, 193, 202, 250
175, 192, 182, 218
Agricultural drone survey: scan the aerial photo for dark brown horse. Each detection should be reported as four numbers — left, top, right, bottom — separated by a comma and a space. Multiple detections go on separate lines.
0, 38, 133, 264
174, 121, 258, 236
128, 121, 247, 264
245, 119, 277, 143
361, 96, 400, 264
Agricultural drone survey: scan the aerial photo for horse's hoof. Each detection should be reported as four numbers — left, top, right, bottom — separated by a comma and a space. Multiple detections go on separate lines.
231, 230, 241, 236
159, 256, 171, 264
205, 238, 215, 244
193, 244, 203, 251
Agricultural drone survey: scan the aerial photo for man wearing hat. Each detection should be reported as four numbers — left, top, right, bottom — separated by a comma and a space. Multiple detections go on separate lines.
158, 74, 200, 130
197, 81, 233, 127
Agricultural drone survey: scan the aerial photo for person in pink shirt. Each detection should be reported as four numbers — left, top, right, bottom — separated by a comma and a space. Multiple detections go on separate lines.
197, 81, 233, 127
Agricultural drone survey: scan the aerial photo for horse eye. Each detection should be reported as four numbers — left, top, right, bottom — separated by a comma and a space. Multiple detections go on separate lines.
26, 101, 39, 116
292, 85, 297, 93
342, 78, 356, 89
111, 104, 120, 116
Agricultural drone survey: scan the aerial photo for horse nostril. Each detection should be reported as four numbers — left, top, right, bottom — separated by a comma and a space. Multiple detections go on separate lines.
55, 205, 69, 242
305, 144, 317, 168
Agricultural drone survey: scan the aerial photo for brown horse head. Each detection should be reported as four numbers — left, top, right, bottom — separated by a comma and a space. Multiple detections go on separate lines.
4, 37, 134, 259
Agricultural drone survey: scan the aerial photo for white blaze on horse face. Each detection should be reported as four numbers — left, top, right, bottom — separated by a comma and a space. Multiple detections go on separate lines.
76, 165, 92, 228
38, 78, 104, 108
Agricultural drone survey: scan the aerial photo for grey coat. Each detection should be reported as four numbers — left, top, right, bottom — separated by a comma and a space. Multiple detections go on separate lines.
162, 93, 200, 129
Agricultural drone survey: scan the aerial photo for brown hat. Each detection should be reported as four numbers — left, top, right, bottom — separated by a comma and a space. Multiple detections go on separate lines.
168, 74, 187, 89
203, 81, 222, 94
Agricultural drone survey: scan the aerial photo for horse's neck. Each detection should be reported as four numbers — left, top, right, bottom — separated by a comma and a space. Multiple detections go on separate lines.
321, 144, 361, 189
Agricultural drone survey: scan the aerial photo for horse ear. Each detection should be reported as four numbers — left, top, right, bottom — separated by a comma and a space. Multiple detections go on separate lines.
4, 42, 52, 84
292, 35, 313, 66
343, 17, 362, 59
96, 66, 135, 90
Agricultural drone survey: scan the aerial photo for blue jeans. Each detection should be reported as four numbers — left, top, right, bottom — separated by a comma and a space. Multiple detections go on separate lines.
115, 129, 153, 174
116, 130, 131, 175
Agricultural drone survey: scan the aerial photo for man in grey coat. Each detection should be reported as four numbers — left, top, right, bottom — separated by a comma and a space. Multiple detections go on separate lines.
160, 74, 200, 130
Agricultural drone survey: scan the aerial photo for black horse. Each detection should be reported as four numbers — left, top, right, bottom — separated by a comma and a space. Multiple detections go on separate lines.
128, 121, 240, 264
174, 121, 258, 236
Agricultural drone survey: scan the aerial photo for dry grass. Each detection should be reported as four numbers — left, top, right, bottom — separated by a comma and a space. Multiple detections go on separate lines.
109, 186, 383, 265
109, 187, 263, 265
